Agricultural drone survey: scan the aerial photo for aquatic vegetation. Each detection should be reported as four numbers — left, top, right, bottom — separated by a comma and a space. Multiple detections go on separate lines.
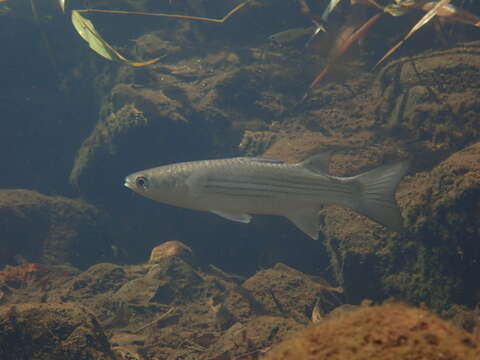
13, 0, 480, 93
307, 0, 480, 91
71, 10, 160, 67
305, 12, 383, 96
375, 0, 455, 67
69, 0, 253, 66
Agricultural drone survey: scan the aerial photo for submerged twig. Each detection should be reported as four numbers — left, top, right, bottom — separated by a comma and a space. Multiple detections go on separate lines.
79, 0, 253, 24
133, 307, 175, 334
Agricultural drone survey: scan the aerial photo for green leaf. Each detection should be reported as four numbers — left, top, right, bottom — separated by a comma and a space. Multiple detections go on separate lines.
71, 10, 159, 67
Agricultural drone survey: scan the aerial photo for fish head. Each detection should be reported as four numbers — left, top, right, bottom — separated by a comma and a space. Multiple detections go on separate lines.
124, 166, 180, 204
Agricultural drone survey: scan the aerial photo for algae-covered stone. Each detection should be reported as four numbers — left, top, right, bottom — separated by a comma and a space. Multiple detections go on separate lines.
204, 316, 304, 360
113, 257, 204, 305
239, 130, 277, 156
321, 143, 480, 309
374, 41, 480, 165
69, 263, 127, 296
149, 240, 195, 265
264, 302, 480, 360
0, 303, 115, 360
0, 190, 110, 269
243, 263, 343, 323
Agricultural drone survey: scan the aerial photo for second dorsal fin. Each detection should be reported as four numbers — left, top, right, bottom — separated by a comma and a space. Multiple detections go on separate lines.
299, 151, 332, 173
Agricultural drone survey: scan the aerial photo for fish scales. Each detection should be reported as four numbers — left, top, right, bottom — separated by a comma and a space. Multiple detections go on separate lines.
192, 158, 355, 214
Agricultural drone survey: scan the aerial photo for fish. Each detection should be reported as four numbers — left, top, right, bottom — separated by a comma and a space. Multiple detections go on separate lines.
268, 27, 316, 44
269, 24, 326, 47
124, 153, 409, 239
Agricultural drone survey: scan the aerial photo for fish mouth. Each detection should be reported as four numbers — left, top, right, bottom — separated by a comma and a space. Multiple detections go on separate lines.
124, 177, 134, 189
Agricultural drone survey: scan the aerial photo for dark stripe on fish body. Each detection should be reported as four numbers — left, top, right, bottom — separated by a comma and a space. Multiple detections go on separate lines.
204, 187, 274, 198
205, 181, 320, 196
206, 182, 353, 197
204, 183, 296, 197
215, 172, 349, 189
204, 176, 353, 197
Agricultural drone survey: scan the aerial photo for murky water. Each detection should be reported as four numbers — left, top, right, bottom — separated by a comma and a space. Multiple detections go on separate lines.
0, 1, 479, 359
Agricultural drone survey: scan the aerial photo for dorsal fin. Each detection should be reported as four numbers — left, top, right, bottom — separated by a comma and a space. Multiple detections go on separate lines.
299, 151, 332, 173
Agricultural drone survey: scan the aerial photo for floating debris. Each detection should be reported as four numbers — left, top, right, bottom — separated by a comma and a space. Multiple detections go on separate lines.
311, 298, 323, 323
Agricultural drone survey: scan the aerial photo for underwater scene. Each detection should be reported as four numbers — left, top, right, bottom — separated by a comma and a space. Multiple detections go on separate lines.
1, 0, 480, 359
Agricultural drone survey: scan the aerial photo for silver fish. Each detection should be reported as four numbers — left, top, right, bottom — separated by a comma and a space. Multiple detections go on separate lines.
124, 154, 408, 239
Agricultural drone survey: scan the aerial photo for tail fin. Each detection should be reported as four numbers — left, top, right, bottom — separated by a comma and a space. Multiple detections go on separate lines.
353, 160, 409, 232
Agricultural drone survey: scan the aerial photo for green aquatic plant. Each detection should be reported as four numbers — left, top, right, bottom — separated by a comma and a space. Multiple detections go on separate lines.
67, 0, 253, 66
48, 0, 480, 89
71, 10, 160, 66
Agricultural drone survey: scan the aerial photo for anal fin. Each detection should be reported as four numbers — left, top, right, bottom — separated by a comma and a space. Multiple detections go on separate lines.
211, 210, 252, 223
286, 208, 321, 240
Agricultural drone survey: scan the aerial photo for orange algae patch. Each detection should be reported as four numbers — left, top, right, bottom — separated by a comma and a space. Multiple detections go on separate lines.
265, 303, 480, 360
0, 264, 49, 287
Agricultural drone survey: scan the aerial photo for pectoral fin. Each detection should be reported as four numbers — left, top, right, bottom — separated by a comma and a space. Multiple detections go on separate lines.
286, 208, 321, 240
211, 210, 252, 223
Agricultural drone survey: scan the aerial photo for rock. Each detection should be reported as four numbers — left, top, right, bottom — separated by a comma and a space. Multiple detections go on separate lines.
149, 241, 196, 266
68, 263, 128, 297
114, 257, 204, 306
321, 143, 480, 309
373, 41, 480, 167
208, 296, 235, 331
0, 190, 110, 269
243, 263, 343, 323
69, 71, 237, 205
0, 303, 115, 360
0, 264, 50, 289
110, 332, 145, 360
264, 303, 480, 360
201, 316, 304, 360
238, 130, 277, 156
446, 304, 480, 333
0, 264, 80, 305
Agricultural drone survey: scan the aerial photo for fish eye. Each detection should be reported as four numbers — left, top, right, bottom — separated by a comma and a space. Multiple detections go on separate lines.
135, 176, 148, 189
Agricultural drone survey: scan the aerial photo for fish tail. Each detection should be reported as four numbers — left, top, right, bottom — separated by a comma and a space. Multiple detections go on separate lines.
352, 160, 409, 232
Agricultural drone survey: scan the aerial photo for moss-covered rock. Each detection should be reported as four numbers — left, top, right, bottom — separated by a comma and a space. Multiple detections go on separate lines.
265, 302, 480, 360
321, 143, 480, 309
243, 263, 343, 323
373, 41, 480, 167
0, 190, 110, 269
0, 303, 115, 360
